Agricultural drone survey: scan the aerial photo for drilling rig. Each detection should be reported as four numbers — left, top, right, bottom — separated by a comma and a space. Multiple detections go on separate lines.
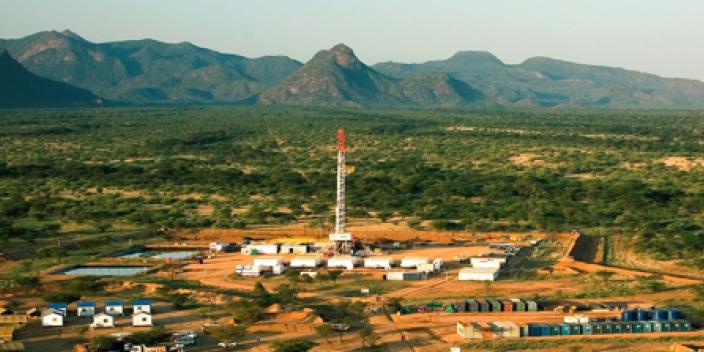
329, 129, 353, 254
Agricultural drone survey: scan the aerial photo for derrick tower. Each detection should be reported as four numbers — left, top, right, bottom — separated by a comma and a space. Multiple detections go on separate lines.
329, 129, 353, 253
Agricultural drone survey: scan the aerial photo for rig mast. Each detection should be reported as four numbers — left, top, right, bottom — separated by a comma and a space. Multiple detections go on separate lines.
329, 129, 353, 253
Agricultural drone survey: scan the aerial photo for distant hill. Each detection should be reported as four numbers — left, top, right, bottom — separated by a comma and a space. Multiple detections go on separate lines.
0, 30, 302, 104
0, 50, 100, 108
258, 44, 483, 107
4, 29, 704, 108
373, 51, 704, 108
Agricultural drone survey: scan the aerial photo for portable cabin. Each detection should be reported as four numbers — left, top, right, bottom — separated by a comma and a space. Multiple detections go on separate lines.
668, 309, 684, 320
672, 320, 692, 332
42, 310, 64, 327
492, 321, 520, 338
252, 256, 285, 274
132, 300, 152, 314
525, 300, 539, 312
209, 241, 231, 252
510, 298, 526, 312
457, 321, 483, 339
501, 300, 514, 312
631, 321, 644, 333
432, 258, 444, 272
105, 301, 124, 316
642, 321, 653, 333
476, 299, 490, 312
289, 255, 320, 268
47, 303, 67, 316
591, 322, 604, 334
132, 312, 152, 327
76, 301, 96, 317
235, 264, 261, 277
564, 315, 589, 324
466, 299, 479, 312
327, 256, 357, 270
400, 257, 430, 268
458, 267, 499, 281
580, 323, 593, 335
386, 271, 426, 281
488, 299, 502, 312
650, 320, 663, 332
241, 244, 279, 255
453, 300, 466, 312
416, 263, 436, 273
470, 258, 503, 269
549, 325, 560, 336
569, 324, 581, 335
528, 324, 550, 337
621, 310, 637, 321
280, 243, 308, 254
91, 313, 115, 328
611, 322, 623, 334
519, 323, 529, 337
559, 323, 572, 336
653, 309, 669, 320
364, 257, 393, 269
636, 310, 650, 321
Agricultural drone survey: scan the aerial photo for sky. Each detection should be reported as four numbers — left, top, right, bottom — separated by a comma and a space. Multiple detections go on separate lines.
2, 0, 704, 80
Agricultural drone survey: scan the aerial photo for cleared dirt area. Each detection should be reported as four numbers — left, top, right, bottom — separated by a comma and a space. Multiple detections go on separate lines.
658, 156, 704, 171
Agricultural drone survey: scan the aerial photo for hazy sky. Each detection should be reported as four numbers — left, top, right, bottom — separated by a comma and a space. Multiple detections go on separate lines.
2, 0, 704, 80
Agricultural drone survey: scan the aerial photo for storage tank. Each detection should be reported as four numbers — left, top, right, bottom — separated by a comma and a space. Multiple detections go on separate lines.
621, 310, 637, 322
667, 309, 684, 320
636, 310, 650, 321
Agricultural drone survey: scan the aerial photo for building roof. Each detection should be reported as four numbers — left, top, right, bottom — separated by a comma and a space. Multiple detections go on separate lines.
459, 267, 499, 274
77, 301, 96, 308
47, 303, 67, 309
132, 300, 152, 306
105, 300, 124, 306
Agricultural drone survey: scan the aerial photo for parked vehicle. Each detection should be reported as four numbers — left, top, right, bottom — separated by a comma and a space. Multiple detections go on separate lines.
218, 341, 238, 349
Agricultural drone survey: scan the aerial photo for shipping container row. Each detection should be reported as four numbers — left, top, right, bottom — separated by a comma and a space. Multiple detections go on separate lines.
525, 320, 691, 337
400, 298, 539, 314
621, 309, 684, 321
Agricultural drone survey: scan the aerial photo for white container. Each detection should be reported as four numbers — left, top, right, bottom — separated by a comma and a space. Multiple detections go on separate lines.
253, 256, 285, 269
327, 256, 358, 270
290, 256, 321, 268
241, 244, 279, 255
458, 267, 499, 281
364, 257, 393, 269
280, 244, 308, 254
400, 257, 430, 268
564, 315, 589, 324
470, 258, 503, 269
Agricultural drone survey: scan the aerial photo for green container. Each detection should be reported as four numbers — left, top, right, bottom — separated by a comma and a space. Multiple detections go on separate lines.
512, 299, 526, 311
632, 321, 644, 333
488, 299, 502, 312
549, 325, 560, 336
602, 323, 613, 334
592, 322, 603, 334
611, 322, 622, 334
580, 323, 592, 335
661, 321, 672, 333
570, 324, 581, 335
444, 304, 457, 313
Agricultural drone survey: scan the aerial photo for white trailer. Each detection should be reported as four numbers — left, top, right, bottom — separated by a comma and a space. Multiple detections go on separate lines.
42, 310, 64, 327
133, 312, 153, 327
280, 244, 308, 254
364, 257, 393, 269
400, 256, 430, 268
458, 267, 499, 281
327, 256, 358, 270
289, 256, 321, 268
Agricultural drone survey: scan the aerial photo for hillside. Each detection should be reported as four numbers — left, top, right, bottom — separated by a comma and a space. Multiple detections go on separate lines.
258, 44, 483, 107
373, 51, 704, 108
0, 30, 302, 104
0, 50, 100, 108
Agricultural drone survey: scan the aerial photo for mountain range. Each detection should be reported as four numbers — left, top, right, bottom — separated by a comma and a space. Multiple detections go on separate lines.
0, 49, 100, 108
2, 30, 704, 108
